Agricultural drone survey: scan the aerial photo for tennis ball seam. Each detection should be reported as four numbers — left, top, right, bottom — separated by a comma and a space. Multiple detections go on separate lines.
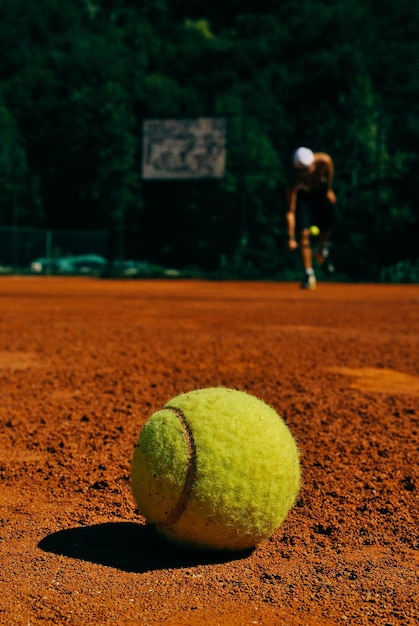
159, 405, 197, 528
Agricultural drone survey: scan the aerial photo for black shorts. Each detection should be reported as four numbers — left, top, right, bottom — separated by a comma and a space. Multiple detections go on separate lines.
295, 197, 335, 233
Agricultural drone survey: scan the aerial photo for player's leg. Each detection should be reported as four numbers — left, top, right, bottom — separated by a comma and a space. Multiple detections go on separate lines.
313, 231, 331, 263
300, 229, 313, 270
300, 229, 316, 289
296, 200, 316, 289
296, 201, 316, 289
313, 202, 335, 272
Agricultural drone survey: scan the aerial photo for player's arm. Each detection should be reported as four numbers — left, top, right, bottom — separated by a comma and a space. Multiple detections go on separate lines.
320, 153, 337, 204
286, 185, 298, 250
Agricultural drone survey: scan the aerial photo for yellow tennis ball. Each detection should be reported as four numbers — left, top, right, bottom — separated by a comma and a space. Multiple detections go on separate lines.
131, 387, 301, 551
309, 225, 320, 236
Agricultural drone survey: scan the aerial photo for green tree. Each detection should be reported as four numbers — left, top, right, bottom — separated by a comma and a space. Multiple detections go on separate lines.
0, 95, 41, 226
0, 0, 417, 275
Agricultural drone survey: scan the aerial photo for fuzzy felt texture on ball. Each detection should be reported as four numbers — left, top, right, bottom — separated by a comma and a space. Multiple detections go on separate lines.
131, 387, 301, 551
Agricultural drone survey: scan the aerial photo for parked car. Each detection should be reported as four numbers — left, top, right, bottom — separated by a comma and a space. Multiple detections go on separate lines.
30, 254, 107, 275
66, 254, 107, 274
30, 255, 152, 276
30, 257, 74, 274
109, 259, 151, 277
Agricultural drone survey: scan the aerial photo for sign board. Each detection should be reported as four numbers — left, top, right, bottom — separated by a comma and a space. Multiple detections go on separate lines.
142, 117, 226, 180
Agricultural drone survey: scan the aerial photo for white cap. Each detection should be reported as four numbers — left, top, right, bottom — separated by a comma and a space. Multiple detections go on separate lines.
293, 147, 314, 169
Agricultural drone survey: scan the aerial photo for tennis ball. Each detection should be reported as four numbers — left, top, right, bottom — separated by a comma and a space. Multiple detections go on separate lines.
309, 225, 320, 236
131, 387, 301, 551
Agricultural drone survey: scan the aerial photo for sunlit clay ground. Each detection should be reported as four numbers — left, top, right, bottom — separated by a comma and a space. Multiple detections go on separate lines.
0, 277, 417, 625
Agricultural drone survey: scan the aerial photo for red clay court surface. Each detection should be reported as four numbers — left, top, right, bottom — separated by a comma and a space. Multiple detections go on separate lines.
0, 277, 418, 625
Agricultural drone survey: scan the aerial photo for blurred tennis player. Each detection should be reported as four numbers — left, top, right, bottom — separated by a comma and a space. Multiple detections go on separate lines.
286, 147, 336, 289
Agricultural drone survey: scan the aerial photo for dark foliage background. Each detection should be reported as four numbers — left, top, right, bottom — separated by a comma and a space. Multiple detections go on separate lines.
0, 0, 418, 279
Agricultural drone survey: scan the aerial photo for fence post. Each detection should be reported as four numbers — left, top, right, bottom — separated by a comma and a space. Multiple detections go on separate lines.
45, 230, 53, 275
